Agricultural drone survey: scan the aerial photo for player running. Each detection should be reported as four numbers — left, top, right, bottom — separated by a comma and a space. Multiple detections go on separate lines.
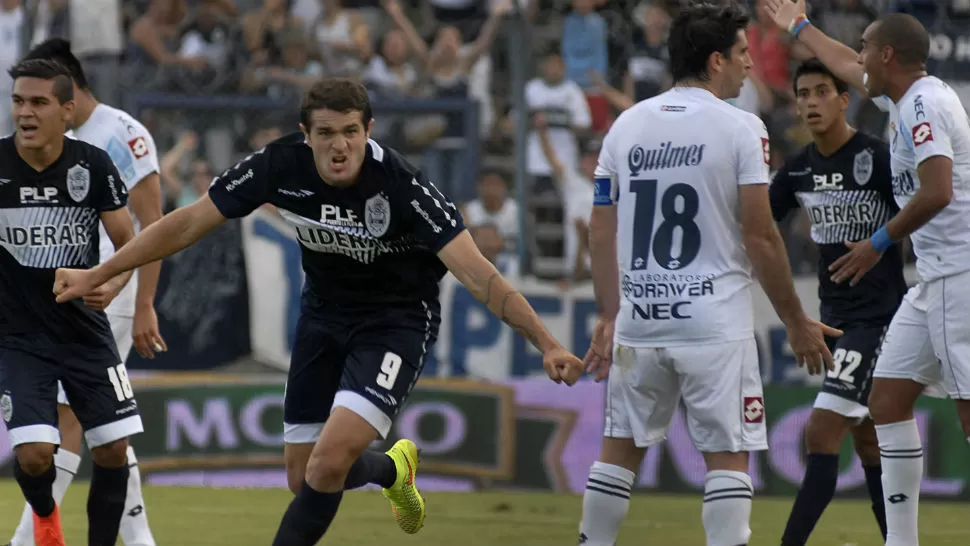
576, 4, 839, 545
766, 2, 970, 544
0, 59, 144, 546
771, 59, 906, 546
7, 38, 165, 546
52, 77, 585, 545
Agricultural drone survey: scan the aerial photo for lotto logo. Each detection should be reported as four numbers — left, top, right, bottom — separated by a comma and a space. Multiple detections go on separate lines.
911, 122, 933, 146
743, 396, 764, 423
761, 138, 770, 165
128, 137, 149, 158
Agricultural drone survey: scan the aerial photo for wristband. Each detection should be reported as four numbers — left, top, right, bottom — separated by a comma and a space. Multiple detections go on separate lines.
870, 226, 893, 253
789, 14, 810, 39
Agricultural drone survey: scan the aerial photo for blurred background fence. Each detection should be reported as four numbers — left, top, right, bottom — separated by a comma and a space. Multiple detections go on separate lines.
0, 0, 968, 497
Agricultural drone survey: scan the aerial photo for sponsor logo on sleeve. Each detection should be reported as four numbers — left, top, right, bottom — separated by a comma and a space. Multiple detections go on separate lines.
912, 122, 933, 146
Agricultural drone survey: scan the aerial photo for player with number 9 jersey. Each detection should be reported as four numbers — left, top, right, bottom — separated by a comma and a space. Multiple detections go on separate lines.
596, 87, 770, 347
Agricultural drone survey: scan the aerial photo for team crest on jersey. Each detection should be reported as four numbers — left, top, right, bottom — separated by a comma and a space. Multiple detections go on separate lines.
365, 193, 391, 237
853, 149, 873, 186
0, 393, 11, 423
66, 164, 90, 202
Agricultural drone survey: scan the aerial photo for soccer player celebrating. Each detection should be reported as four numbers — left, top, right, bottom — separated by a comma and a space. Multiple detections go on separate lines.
7, 38, 164, 546
767, 2, 970, 544
576, 4, 839, 545
771, 59, 906, 546
0, 59, 144, 546
52, 77, 585, 545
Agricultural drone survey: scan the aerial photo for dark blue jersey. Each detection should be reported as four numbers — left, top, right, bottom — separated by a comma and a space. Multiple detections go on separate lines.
0, 136, 127, 349
770, 131, 906, 327
207, 133, 465, 317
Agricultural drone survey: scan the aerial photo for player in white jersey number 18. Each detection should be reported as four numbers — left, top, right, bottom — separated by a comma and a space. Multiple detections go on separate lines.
575, 3, 840, 546
7, 39, 166, 546
766, 2, 970, 544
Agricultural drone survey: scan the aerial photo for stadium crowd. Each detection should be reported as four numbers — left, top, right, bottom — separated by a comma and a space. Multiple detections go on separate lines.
1, 0, 968, 281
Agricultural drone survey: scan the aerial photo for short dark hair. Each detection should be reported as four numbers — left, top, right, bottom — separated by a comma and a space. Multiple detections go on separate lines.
793, 59, 849, 95
300, 78, 372, 129
22, 38, 89, 90
668, 2, 750, 83
871, 13, 929, 67
8, 59, 74, 104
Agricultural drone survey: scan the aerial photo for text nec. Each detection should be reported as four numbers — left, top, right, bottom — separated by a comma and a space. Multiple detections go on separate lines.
20, 187, 58, 203
631, 301, 692, 320
320, 204, 358, 224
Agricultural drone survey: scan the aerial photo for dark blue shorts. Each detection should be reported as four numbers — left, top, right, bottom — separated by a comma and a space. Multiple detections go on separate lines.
282, 308, 437, 443
0, 337, 143, 448
815, 325, 887, 420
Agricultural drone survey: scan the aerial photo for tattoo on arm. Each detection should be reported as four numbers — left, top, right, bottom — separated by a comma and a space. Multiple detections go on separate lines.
477, 273, 541, 349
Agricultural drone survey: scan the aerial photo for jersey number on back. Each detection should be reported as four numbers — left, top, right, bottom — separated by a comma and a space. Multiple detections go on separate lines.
630, 179, 701, 270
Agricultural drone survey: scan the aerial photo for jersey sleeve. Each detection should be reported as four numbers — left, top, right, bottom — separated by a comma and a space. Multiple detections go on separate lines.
207, 148, 272, 219
593, 123, 619, 206
104, 117, 160, 190
768, 166, 799, 221
406, 171, 466, 253
91, 148, 129, 212
901, 93, 953, 165
736, 114, 772, 186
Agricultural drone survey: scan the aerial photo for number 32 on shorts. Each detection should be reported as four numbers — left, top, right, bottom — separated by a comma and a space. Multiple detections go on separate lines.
376, 352, 403, 390
107, 363, 134, 401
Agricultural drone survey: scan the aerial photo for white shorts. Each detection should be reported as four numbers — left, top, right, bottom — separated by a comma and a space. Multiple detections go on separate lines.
58, 315, 134, 406
604, 338, 768, 452
874, 274, 970, 399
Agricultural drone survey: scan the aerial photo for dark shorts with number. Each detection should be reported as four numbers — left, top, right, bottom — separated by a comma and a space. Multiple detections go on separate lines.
283, 307, 437, 443
0, 335, 143, 449
814, 325, 887, 421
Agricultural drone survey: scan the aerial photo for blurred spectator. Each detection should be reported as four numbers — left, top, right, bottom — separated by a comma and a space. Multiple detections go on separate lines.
471, 224, 519, 276
309, 0, 373, 77
177, 0, 239, 93
461, 172, 520, 255
561, 0, 607, 90
242, 28, 324, 98
748, 0, 803, 97
0, 0, 22, 136
248, 118, 284, 152
160, 131, 216, 210
524, 48, 590, 186
128, 0, 209, 91
242, 0, 305, 68
535, 112, 593, 282
69, 0, 123, 106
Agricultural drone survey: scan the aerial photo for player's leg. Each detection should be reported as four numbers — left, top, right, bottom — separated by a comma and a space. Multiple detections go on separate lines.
782, 326, 884, 545
272, 320, 429, 545
868, 288, 940, 546
9, 392, 82, 546
0, 347, 66, 546
105, 315, 156, 546
850, 419, 887, 540
673, 339, 765, 546
61, 346, 144, 546
577, 345, 672, 546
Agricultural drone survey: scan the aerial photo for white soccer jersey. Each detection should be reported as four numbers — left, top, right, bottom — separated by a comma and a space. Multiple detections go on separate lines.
885, 76, 970, 282
70, 103, 160, 318
595, 86, 771, 347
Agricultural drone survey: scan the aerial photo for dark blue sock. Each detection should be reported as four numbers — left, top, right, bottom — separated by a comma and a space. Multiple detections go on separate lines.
344, 451, 397, 490
864, 465, 887, 540
271, 480, 344, 546
13, 459, 56, 518
781, 453, 839, 546
87, 462, 130, 546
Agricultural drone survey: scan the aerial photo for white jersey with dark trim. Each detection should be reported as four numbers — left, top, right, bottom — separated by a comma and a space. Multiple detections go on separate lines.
884, 76, 970, 282
207, 132, 465, 316
594, 87, 770, 347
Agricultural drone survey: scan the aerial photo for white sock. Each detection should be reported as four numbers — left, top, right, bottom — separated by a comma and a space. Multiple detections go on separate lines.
578, 461, 635, 546
119, 446, 157, 546
877, 419, 922, 546
9, 449, 81, 546
702, 470, 753, 546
